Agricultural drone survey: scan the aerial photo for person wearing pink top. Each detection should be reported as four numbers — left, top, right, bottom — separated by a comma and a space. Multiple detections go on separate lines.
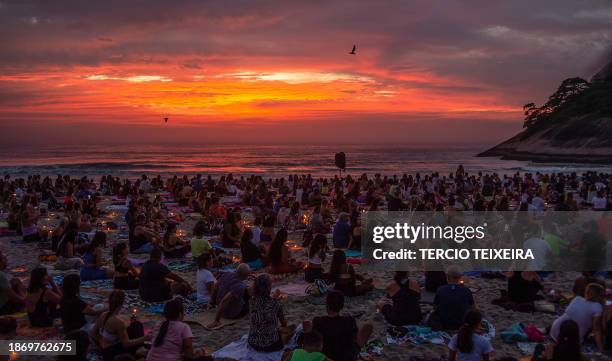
147, 299, 211, 361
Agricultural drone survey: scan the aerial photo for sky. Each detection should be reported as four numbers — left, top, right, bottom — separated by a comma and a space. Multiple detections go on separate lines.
1, 0, 611, 146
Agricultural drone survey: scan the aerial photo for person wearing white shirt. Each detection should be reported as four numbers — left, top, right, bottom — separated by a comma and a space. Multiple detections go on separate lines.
196, 254, 216, 304
592, 192, 607, 210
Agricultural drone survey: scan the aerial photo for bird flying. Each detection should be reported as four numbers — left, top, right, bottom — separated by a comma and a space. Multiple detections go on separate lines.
349, 45, 357, 55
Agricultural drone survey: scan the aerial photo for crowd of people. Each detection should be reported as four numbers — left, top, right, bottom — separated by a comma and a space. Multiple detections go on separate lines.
0, 167, 611, 361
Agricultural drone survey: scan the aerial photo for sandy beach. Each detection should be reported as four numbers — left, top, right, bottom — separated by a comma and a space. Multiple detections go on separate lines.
1, 180, 607, 361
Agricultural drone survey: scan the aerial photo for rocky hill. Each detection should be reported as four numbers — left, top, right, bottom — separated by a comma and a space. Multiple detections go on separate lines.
478, 61, 612, 163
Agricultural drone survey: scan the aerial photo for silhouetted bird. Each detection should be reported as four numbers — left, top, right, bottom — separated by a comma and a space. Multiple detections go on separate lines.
349, 45, 357, 55
164, 117, 168, 123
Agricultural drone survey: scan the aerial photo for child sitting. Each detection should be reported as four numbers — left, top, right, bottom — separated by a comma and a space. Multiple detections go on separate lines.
284, 331, 331, 361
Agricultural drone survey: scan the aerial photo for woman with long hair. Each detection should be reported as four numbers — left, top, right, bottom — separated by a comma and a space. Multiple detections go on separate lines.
377, 271, 422, 326
540, 319, 584, 361
247, 274, 287, 352
59, 273, 105, 333
93, 290, 150, 361
240, 228, 263, 270
55, 229, 84, 270
25, 267, 61, 327
268, 228, 303, 274
304, 234, 328, 283
147, 299, 211, 361
112, 242, 140, 290
329, 250, 372, 296
448, 309, 493, 361
162, 222, 191, 258
80, 231, 114, 281
221, 211, 242, 248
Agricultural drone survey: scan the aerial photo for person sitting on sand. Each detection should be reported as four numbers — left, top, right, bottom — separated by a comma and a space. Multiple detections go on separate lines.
207, 263, 251, 328
113, 243, 140, 290
55, 229, 84, 270
268, 228, 304, 274
448, 309, 493, 361
162, 222, 191, 258
304, 290, 373, 361
0, 250, 26, 315
329, 250, 372, 296
147, 298, 212, 361
191, 221, 213, 260
507, 271, 544, 304
251, 216, 262, 246
93, 290, 150, 361
50, 217, 69, 252
550, 283, 604, 352
60, 274, 106, 333
430, 266, 474, 330
25, 267, 61, 327
80, 231, 114, 281
260, 213, 276, 246
195, 253, 216, 304
309, 206, 330, 235
425, 271, 448, 293
209, 197, 227, 220
240, 228, 264, 270
332, 213, 351, 249
305, 234, 328, 283
348, 216, 362, 250
283, 331, 331, 361
572, 272, 605, 298
221, 211, 242, 248
377, 271, 422, 326
139, 248, 192, 302
21, 210, 44, 243
534, 319, 586, 361
247, 274, 288, 352
130, 214, 160, 254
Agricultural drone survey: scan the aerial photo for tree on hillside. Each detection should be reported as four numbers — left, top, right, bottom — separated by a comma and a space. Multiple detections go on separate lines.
523, 77, 590, 128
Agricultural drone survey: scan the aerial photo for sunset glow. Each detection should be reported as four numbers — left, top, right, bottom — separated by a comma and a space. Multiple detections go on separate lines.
1, 0, 611, 144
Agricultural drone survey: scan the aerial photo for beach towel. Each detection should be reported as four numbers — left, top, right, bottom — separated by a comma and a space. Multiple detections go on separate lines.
272, 282, 310, 297
346, 257, 367, 264
360, 339, 384, 359
343, 250, 361, 257
523, 325, 546, 342
166, 260, 197, 272
386, 325, 450, 345
105, 205, 128, 211
80, 278, 114, 289
500, 323, 529, 343
212, 325, 302, 360
533, 300, 557, 314
123, 292, 207, 316
212, 335, 284, 360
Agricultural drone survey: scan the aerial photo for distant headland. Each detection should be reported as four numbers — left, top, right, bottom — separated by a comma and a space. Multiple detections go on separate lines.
479, 60, 612, 163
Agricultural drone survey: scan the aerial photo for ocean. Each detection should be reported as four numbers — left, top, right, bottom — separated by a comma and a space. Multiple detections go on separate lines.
1, 144, 611, 179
